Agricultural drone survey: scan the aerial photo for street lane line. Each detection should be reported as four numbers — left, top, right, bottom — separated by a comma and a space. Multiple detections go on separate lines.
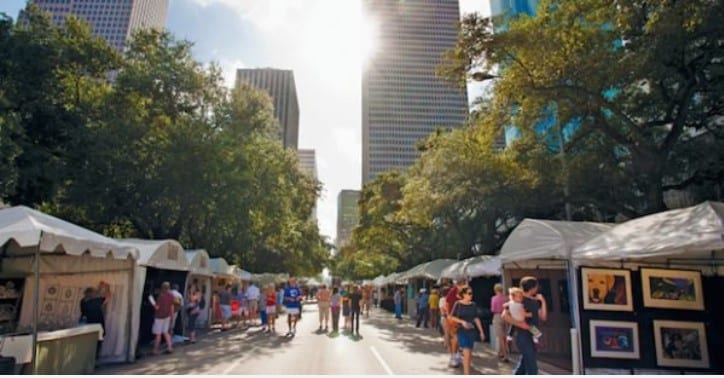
370, 346, 394, 375
221, 345, 257, 375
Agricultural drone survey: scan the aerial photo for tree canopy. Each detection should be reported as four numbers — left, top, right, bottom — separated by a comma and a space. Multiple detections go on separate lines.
0, 6, 329, 276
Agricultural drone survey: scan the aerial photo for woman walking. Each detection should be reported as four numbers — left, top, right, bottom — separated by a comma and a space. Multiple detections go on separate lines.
490, 283, 510, 362
265, 284, 278, 333
185, 285, 202, 343
330, 287, 342, 333
448, 286, 486, 375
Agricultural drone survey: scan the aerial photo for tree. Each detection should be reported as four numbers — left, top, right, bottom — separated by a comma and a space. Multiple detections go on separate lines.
441, 0, 724, 217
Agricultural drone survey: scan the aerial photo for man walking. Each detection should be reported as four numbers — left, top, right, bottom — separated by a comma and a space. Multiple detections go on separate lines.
284, 277, 303, 336
152, 282, 174, 355
416, 288, 430, 328
316, 284, 331, 331
502, 276, 547, 375
246, 282, 261, 326
348, 286, 363, 336
394, 288, 403, 320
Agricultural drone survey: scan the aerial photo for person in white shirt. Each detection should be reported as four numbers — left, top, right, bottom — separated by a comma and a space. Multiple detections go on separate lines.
246, 283, 261, 325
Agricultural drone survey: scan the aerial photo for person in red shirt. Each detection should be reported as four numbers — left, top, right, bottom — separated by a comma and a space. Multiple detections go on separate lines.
445, 279, 467, 367
152, 281, 175, 355
265, 284, 278, 334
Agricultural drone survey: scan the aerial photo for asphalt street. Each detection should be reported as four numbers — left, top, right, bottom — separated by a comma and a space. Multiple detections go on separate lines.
98, 303, 516, 375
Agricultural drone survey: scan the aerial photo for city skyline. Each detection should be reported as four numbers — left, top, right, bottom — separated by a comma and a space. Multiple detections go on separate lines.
0, 0, 489, 241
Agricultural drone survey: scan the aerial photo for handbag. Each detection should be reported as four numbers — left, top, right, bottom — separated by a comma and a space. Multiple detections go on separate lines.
446, 301, 461, 333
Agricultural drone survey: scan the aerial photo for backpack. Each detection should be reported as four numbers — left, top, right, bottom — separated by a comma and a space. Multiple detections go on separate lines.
173, 296, 182, 312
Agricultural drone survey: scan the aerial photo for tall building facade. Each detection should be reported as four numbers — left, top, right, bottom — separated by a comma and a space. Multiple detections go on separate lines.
297, 149, 318, 220
361, 0, 469, 185
236, 68, 300, 150
23, 0, 169, 51
336, 190, 360, 250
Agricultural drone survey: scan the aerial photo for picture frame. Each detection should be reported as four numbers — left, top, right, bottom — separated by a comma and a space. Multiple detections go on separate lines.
589, 320, 640, 359
653, 320, 709, 368
581, 267, 633, 311
641, 268, 704, 310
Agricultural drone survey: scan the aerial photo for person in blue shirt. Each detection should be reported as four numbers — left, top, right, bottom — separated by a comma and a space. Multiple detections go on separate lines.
416, 288, 430, 328
284, 277, 303, 336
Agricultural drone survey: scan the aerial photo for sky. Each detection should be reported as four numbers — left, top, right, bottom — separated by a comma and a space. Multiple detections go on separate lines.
1, 0, 489, 243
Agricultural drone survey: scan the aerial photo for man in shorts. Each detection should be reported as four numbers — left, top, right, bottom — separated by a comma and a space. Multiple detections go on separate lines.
152, 282, 174, 355
246, 282, 261, 326
284, 277, 303, 336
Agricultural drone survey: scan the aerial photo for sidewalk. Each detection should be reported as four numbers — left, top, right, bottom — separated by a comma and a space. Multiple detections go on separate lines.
365, 306, 568, 375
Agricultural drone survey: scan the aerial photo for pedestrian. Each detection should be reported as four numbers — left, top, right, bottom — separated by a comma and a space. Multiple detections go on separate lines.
429, 288, 440, 330
169, 284, 184, 336
330, 287, 342, 333
446, 279, 466, 368
80, 281, 111, 357
393, 287, 403, 320
152, 282, 174, 355
316, 284, 331, 332
246, 282, 261, 326
372, 289, 379, 309
284, 277, 303, 336
502, 276, 547, 375
448, 286, 486, 375
416, 288, 430, 328
185, 285, 202, 343
265, 284, 277, 333
237, 283, 250, 328
341, 286, 351, 331
361, 285, 370, 317
490, 283, 510, 362
218, 284, 232, 331
439, 287, 450, 347
348, 286, 363, 336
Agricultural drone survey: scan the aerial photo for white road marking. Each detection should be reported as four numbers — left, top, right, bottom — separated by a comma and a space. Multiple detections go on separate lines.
370, 346, 394, 375
222, 345, 257, 375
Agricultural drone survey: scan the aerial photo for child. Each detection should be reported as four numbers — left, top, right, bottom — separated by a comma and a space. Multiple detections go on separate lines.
508, 287, 542, 342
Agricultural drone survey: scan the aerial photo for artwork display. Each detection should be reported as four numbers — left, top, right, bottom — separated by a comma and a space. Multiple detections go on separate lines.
589, 320, 640, 359
581, 268, 633, 311
653, 320, 709, 368
641, 269, 704, 310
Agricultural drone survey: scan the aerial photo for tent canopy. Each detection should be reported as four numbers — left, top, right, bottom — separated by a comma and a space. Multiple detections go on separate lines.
0, 206, 137, 260
441, 255, 501, 279
399, 259, 457, 281
185, 249, 212, 276
121, 239, 189, 271
209, 258, 236, 279
237, 269, 252, 281
500, 219, 613, 263
251, 273, 289, 286
573, 201, 724, 261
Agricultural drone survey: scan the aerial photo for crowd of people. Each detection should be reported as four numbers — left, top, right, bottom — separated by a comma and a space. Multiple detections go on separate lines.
87, 273, 548, 374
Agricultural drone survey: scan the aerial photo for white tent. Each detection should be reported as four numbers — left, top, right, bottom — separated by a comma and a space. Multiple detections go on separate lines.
0, 206, 138, 364
210, 258, 234, 280
185, 250, 212, 328
398, 259, 457, 281
237, 269, 252, 281
120, 239, 189, 360
500, 219, 613, 266
441, 255, 502, 279
573, 201, 724, 265
371, 275, 386, 287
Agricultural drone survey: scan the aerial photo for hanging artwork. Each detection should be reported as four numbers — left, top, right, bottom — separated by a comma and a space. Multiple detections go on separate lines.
641, 268, 704, 311
581, 268, 633, 311
589, 320, 640, 359
653, 320, 709, 368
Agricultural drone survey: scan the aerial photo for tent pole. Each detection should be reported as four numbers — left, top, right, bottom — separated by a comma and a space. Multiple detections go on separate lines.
31, 231, 42, 374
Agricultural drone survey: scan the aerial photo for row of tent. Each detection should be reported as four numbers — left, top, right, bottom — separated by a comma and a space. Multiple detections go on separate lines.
370, 200, 724, 287
0, 206, 287, 365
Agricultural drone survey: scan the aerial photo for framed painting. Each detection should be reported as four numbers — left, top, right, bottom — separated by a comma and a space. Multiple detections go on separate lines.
589, 320, 640, 359
653, 320, 709, 368
581, 268, 633, 311
641, 268, 704, 310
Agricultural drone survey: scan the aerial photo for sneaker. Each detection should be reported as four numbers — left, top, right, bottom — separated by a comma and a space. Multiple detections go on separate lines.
448, 357, 460, 368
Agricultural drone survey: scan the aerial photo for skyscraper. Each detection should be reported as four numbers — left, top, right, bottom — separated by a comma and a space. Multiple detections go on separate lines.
297, 149, 318, 220
336, 190, 360, 250
23, 0, 169, 52
361, 0, 469, 185
236, 68, 300, 150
